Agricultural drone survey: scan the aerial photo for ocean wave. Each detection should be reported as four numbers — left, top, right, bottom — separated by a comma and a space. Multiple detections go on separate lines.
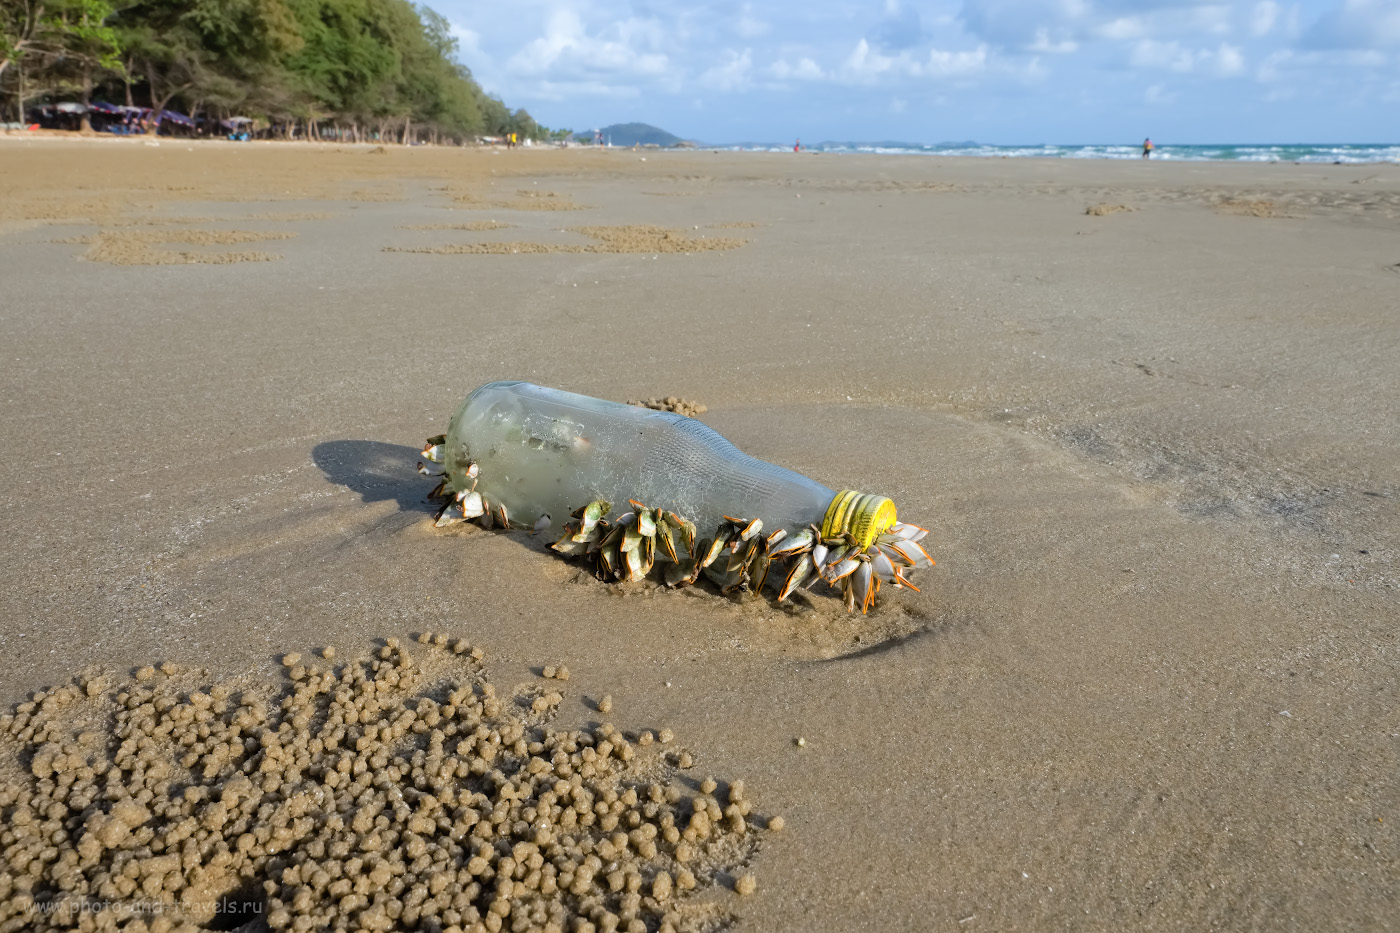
709, 143, 1400, 163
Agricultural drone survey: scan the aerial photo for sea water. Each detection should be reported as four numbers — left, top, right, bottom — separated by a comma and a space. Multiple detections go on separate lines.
711, 142, 1400, 164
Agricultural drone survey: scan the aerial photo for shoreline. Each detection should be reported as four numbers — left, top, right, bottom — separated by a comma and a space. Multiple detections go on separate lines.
5, 129, 1398, 165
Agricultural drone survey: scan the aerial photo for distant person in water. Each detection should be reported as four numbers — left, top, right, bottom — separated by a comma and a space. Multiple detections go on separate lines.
1143, 138, 1153, 159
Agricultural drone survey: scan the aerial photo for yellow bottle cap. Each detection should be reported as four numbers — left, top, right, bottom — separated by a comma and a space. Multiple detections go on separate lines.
820, 490, 897, 549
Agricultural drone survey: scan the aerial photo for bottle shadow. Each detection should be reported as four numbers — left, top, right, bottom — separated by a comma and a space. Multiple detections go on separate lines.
311, 440, 434, 515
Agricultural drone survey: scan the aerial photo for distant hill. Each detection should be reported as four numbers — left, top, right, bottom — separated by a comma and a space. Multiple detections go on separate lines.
583, 123, 685, 147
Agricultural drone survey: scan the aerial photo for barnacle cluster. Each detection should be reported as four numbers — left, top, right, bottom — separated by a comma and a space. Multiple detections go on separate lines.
551, 503, 934, 614
0, 638, 775, 933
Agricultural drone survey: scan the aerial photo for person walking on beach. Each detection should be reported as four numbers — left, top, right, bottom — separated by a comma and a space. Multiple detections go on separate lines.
1142, 138, 1154, 159
794, 138, 801, 152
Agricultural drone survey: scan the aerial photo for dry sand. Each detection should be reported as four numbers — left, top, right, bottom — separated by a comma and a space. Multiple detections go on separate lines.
0, 135, 1397, 931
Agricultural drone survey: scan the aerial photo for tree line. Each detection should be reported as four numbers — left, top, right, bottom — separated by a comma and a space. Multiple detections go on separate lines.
0, 0, 546, 143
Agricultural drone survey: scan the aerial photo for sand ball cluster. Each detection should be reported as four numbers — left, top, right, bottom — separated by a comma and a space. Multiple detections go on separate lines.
0, 637, 777, 933
625, 398, 708, 418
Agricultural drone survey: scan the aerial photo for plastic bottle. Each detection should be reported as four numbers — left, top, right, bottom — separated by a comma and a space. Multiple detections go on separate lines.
420, 381, 931, 609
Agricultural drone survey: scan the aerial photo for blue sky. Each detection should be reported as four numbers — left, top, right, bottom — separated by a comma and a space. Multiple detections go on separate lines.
434, 0, 1400, 144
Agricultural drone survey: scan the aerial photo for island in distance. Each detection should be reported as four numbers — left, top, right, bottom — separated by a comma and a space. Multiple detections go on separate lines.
575, 123, 690, 147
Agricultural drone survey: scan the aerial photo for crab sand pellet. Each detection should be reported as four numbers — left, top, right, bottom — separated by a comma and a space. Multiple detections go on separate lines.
624, 396, 708, 418
0, 640, 778, 933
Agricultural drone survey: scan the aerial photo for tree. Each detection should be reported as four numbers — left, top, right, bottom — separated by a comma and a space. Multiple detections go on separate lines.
10, 0, 518, 144
509, 107, 539, 140
1, 0, 121, 124
390, 1, 484, 139
1, 0, 46, 82
1, 0, 49, 121
111, 0, 303, 131
48, 0, 123, 129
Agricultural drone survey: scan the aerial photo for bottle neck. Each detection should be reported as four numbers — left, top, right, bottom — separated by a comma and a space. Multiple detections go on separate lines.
821, 490, 897, 548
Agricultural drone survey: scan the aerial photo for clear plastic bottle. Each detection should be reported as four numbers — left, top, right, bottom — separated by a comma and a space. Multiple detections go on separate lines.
439, 381, 853, 535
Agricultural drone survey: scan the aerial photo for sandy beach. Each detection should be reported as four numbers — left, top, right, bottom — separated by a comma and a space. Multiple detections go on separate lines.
1, 136, 1396, 931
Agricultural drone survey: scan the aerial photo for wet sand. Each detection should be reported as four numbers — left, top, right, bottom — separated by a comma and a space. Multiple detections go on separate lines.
1, 136, 1397, 930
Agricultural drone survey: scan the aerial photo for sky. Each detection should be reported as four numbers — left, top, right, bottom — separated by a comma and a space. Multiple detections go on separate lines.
434, 0, 1400, 144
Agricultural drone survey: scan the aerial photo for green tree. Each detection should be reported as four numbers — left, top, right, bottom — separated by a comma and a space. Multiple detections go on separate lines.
49, 0, 123, 128
390, 2, 483, 140
1, 0, 50, 121
112, 0, 303, 130
2, 0, 121, 124
1, 0, 47, 83
509, 107, 539, 140
9, 0, 517, 143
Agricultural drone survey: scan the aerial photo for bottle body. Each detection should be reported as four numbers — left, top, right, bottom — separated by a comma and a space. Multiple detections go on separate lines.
444, 381, 835, 535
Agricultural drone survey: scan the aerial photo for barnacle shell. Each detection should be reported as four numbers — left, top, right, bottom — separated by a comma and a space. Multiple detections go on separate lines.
423, 439, 933, 611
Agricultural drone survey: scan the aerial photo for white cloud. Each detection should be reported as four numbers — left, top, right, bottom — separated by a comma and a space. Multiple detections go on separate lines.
1097, 17, 1147, 41
1303, 0, 1400, 49
1145, 83, 1177, 103
1131, 39, 1246, 75
770, 57, 825, 81
1131, 39, 1198, 71
735, 5, 769, 40
523, 80, 643, 101
700, 49, 753, 91
1258, 44, 1390, 81
1250, 0, 1280, 36
447, 22, 496, 86
837, 38, 989, 83
959, 0, 1095, 49
927, 45, 991, 75
961, 0, 1241, 49
1030, 28, 1079, 52
1191, 5, 1234, 36
506, 9, 670, 80
1215, 42, 1246, 74
841, 38, 902, 82
1020, 55, 1050, 83
1256, 47, 1291, 79
450, 23, 485, 59
875, 0, 928, 51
